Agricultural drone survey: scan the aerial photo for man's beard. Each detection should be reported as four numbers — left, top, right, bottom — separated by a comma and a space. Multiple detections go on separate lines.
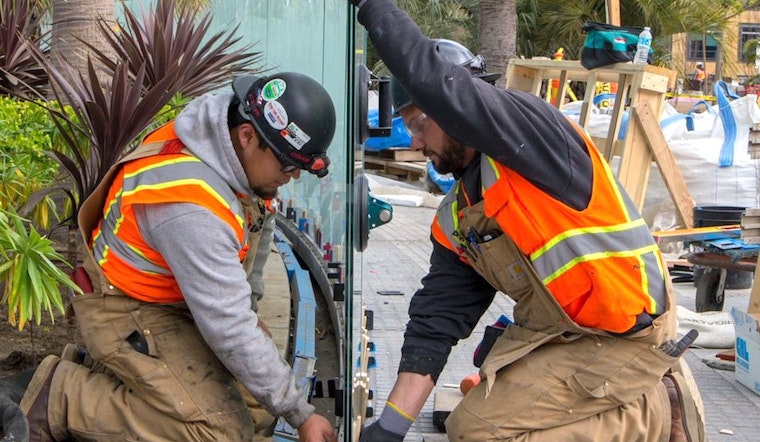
430, 140, 468, 175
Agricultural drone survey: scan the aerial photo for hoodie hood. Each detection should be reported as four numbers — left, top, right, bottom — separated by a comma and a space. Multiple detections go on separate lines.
173, 92, 251, 196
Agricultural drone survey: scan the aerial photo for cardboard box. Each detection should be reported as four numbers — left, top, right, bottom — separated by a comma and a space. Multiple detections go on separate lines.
731, 307, 760, 396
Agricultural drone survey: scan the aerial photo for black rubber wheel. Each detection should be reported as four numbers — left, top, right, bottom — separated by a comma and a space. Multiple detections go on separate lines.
695, 267, 725, 312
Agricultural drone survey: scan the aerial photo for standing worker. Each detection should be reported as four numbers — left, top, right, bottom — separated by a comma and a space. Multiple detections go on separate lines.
693, 62, 706, 93
19, 72, 338, 442
348, 1, 705, 441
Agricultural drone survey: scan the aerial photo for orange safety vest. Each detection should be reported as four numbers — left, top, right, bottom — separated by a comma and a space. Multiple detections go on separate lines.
90, 122, 248, 303
431, 124, 667, 333
695, 68, 705, 82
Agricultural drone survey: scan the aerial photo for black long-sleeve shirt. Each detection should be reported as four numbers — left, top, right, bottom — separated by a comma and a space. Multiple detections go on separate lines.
358, 0, 595, 380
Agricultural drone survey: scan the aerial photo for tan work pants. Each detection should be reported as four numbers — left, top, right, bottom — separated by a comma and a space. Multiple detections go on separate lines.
446, 333, 672, 441
48, 292, 255, 441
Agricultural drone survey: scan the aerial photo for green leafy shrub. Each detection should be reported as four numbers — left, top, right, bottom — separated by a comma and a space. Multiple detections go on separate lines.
0, 96, 63, 230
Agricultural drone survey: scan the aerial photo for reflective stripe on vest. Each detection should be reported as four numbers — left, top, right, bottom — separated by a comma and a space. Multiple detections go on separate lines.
92, 129, 246, 303
432, 125, 667, 333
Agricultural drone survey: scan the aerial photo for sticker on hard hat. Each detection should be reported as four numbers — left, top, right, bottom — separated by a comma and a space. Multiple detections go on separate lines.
264, 101, 288, 130
281, 123, 311, 150
261, 79, 286, 101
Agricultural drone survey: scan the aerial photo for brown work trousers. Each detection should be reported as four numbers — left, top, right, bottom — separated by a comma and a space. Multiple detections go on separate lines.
445, 333, 673, 441
47, 292, 255, 441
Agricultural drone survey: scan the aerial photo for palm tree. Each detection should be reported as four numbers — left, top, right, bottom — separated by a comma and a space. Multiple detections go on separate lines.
478, 0, 517, 88
49, 0, 115, 76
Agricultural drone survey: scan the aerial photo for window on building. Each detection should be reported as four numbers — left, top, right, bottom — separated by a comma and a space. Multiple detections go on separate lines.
688, 33, 718, 60
739, 24, 760, 61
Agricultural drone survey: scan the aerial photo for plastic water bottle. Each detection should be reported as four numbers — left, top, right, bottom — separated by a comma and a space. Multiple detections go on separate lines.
633, 27, 652, 65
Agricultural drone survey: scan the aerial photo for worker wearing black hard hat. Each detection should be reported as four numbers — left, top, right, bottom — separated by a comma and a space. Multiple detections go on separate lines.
349, 1, 705, 442
19, 72, 337, 441
233, 72, 335, 178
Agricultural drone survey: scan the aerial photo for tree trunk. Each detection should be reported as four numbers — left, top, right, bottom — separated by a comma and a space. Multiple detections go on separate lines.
51, 0, 115, 77
478, 0, 517, 89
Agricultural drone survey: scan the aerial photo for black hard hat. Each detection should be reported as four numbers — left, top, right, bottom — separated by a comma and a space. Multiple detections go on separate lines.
233, 72, 335, 178
391, 39, 501, 114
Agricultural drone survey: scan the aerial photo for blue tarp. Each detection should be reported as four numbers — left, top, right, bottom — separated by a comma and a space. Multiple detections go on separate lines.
365, 109, 411, 151
364, 109, 454, 193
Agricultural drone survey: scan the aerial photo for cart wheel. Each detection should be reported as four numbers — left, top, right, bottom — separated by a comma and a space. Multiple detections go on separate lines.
695, 267, 725, 312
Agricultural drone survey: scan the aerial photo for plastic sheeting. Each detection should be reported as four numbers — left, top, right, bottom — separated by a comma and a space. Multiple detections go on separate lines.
562, 87, 760, 231
644, 87, 760, 230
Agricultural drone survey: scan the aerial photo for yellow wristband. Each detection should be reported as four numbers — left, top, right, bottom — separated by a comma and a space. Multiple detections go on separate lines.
385, 400, 415, 422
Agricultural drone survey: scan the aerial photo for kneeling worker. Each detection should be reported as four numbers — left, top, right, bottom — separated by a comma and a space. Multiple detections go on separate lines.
348, 1, 706, 441
21, 72, 338, 442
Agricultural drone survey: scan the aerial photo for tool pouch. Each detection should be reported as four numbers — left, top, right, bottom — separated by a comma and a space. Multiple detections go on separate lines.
473, 324, 506, 368
581, 21, 648, 69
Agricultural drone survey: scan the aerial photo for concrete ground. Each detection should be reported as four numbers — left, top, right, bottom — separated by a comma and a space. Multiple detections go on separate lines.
359, 202, 760, 442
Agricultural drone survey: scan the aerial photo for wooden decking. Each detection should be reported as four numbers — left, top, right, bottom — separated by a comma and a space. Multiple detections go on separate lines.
258, 243, 291, 358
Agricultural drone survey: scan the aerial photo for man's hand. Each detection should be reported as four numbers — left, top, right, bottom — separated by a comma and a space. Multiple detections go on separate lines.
298, 414, 336, 442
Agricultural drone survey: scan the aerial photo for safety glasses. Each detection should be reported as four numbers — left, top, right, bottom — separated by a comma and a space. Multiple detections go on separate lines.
404, 112, 430, 138
270, 145, 330, 178
279, 163, 299, 174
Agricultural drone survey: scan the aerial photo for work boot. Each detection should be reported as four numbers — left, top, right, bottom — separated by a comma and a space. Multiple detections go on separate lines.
60, 343, 88, 366
20, 355, 60, 442
662, 371, 705, 442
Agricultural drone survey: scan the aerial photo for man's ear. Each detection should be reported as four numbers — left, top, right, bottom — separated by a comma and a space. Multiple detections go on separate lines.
236, 122, 258, 150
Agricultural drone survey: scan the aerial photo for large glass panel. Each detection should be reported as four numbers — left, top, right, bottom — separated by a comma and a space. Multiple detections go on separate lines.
210, 2, 354, 438
121, 0, 355, 438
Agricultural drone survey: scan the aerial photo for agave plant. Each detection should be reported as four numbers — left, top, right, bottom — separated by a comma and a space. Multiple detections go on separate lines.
0, 0, 49, 98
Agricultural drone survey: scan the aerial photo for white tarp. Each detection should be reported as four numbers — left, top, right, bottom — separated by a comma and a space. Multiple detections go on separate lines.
563, 87, 760, 231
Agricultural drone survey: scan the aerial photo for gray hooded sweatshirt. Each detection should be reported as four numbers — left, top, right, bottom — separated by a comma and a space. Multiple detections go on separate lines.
134, 92, 313, 428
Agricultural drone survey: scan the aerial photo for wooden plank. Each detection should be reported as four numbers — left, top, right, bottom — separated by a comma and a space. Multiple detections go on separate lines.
364, 156, 426, 173
748, 257, 760, 314
556, 70, 570, 109
368, 148, 426, 162
505, 64, 540, 92
631, 102, 694, 228
258, 246, 292, 358
579, 72, 598, 129
606, 0, 621, 26
507, 60, 674, 86
603, 73, 631, 160
616, 75, 673, 213
652, 224, 740, 244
